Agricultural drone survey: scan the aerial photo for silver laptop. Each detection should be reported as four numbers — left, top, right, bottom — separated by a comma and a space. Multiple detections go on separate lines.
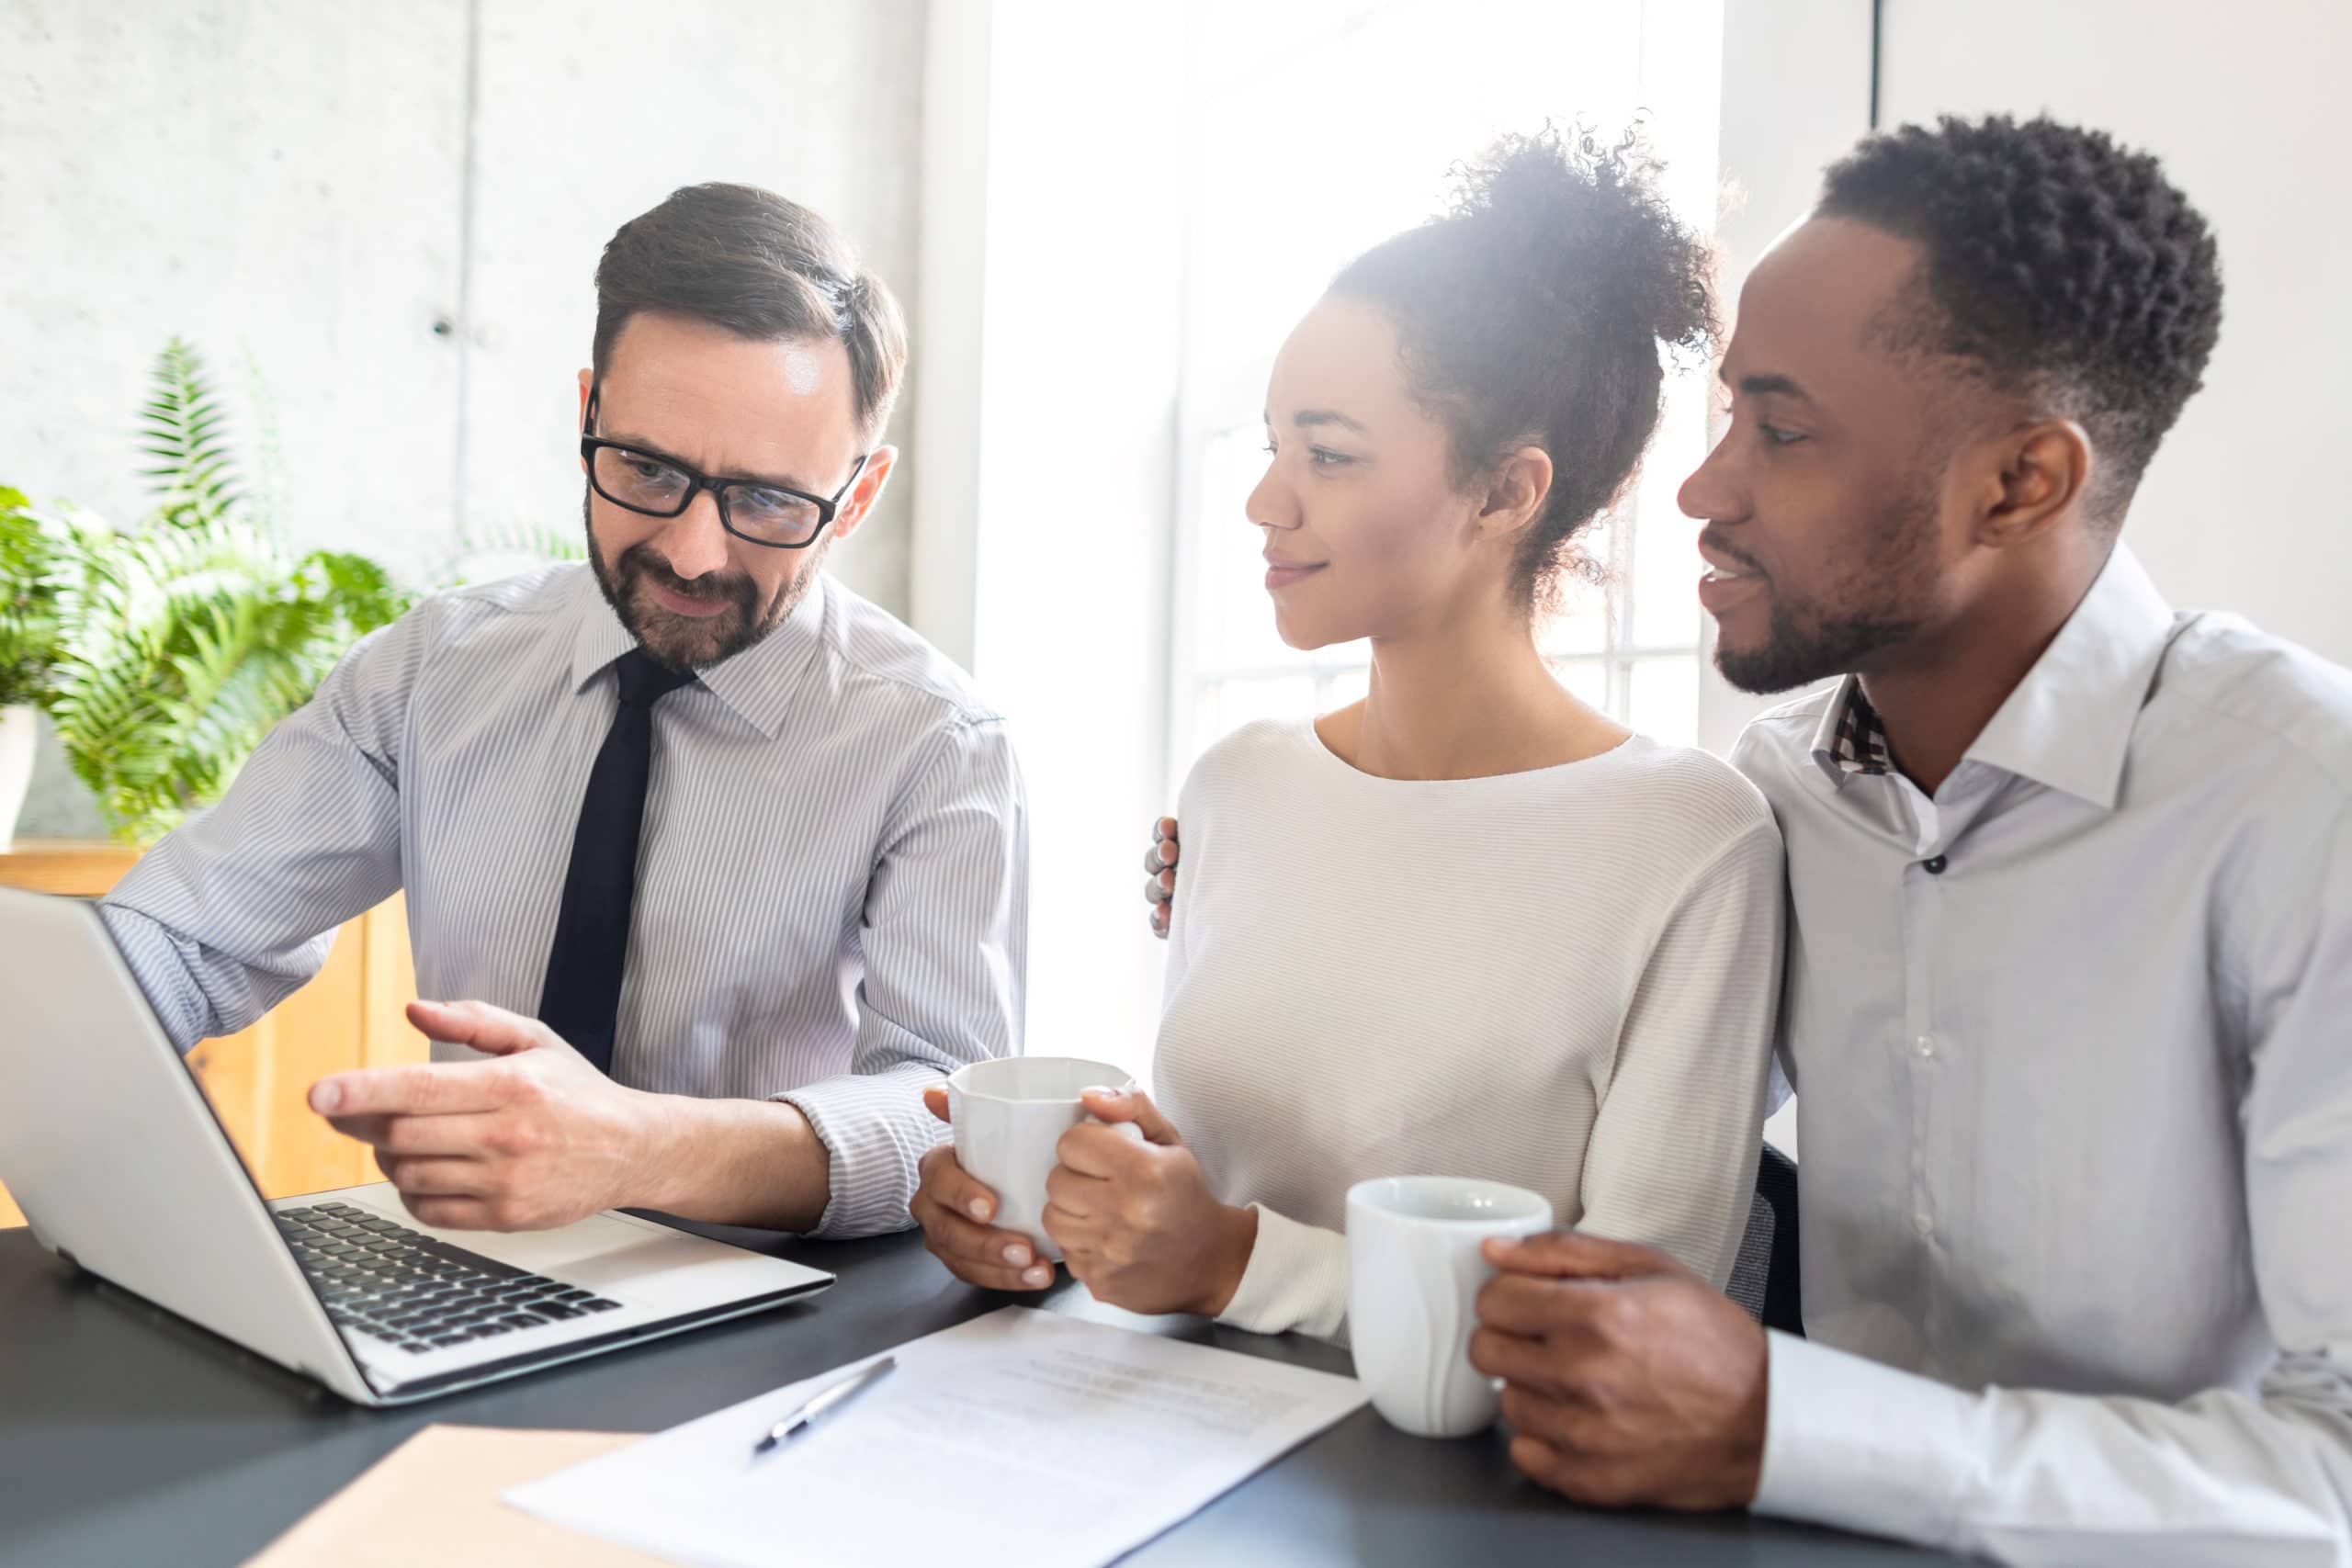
0, 886, 833, 1405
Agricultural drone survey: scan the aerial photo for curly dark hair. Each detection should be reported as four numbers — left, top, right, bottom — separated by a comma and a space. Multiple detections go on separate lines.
1817, 115, 2222, 515
1330, 124, 1716, 614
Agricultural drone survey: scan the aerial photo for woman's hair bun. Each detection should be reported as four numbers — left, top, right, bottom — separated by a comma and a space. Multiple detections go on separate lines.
1447, 122, 1715, 357
1329, 121, 1717, 615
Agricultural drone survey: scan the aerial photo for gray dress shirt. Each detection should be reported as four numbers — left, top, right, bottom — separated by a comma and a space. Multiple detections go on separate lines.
1734, 546, 2352, 1564
99, 565, 1028, 1237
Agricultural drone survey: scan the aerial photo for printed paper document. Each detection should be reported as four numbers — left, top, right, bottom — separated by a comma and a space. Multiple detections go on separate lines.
505, 1305, 1368, 1568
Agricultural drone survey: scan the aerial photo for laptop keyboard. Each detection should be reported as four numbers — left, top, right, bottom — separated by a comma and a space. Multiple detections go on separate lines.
277, 1201, 622, 1355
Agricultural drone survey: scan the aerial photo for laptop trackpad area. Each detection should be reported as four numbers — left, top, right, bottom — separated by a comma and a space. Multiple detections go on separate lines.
461, 1213, 826, 1311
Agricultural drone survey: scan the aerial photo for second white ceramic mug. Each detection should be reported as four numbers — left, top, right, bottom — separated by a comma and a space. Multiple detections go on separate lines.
1346, 1175, 1555, 1438
946, 1056, 1143, 1262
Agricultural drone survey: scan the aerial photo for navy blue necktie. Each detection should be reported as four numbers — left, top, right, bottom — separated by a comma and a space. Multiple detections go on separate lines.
537, 649, 696, 1074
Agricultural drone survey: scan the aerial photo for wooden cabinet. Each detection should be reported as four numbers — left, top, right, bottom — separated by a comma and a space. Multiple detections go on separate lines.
0, 841, 424, 1229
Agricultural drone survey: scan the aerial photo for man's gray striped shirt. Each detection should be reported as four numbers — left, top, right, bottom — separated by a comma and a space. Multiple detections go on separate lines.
100, 564, 1028, 1237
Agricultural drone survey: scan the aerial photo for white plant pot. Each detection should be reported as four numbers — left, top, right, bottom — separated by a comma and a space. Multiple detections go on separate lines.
0, 705, 37, 847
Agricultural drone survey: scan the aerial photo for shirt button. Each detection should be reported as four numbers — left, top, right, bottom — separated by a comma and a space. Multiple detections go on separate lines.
1916, 1034, 1935, 1058
1914, 1212, 1935, 1238
1922, 854, 1949, 874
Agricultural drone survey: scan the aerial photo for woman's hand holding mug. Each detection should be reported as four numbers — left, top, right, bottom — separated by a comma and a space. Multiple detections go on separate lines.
910, 1056, 1151, 1293
910, 1087, 1059, 1292
1044, 1087, 1258, 1318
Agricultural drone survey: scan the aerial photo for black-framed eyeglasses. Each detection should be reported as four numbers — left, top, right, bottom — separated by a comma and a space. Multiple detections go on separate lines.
580, 384, 870, 550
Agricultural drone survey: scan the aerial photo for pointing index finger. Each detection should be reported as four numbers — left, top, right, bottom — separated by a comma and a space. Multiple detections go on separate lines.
310, 1061, 512, 1119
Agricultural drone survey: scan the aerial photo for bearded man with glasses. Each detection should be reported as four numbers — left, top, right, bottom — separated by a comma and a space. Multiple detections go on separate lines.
98, 184, 1028, 1241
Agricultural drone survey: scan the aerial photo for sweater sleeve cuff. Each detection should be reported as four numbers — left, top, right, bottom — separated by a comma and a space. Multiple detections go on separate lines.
1215, 1203, 1350, 1340
1754, 1329, 1978, 1549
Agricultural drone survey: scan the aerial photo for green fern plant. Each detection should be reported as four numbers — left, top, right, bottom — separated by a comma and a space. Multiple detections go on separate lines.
36, 342, 414, 841
140, 337, 243, 527
0, 487, 66, 708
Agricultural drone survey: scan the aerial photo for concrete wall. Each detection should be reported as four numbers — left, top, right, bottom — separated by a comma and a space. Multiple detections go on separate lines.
1, 0, 925, 834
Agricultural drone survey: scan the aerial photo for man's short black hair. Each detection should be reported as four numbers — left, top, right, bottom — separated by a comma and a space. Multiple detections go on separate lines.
593, 183, 907, 446
1817, 115, 2222, 515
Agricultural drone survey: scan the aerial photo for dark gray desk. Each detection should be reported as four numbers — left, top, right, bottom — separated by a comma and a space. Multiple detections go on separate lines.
0, 1222, 1962, 1566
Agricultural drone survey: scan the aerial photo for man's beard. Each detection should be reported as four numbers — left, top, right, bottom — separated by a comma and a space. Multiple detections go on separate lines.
1711, 484, 1939, 696
583, 493, 825, 671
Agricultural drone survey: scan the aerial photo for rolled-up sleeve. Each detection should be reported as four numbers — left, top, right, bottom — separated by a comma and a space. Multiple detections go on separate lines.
778, 714, 1028, 1237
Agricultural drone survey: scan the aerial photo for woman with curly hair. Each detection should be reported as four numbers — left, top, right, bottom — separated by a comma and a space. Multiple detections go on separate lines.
910, 127, 1784, 1338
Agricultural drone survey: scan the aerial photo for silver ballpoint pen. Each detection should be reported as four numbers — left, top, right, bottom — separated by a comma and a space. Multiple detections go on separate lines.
752, 1356, 897, 1456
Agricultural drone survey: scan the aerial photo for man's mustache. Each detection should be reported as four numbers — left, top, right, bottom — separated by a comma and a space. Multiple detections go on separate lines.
618, 543, 756, 609
1698, 530, 1767, 578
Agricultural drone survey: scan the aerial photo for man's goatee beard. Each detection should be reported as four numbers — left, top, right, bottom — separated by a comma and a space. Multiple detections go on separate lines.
582, 494, 823, 671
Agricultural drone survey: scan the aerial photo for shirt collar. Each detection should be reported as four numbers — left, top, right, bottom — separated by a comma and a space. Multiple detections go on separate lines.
1964, 545, 2176, 809
568, 566, 829, 740
1807, 678, 1876, 786
1815, 680, 1894, 779
1809, 545, 2177, 810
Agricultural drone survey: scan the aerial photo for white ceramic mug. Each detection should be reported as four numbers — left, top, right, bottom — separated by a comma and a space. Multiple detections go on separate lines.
945, 1056, 1143, 1261
1346, 1176, 1555, 1438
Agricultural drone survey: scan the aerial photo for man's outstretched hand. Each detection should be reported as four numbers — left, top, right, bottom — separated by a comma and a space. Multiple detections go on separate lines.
308, 998, 675, 1231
